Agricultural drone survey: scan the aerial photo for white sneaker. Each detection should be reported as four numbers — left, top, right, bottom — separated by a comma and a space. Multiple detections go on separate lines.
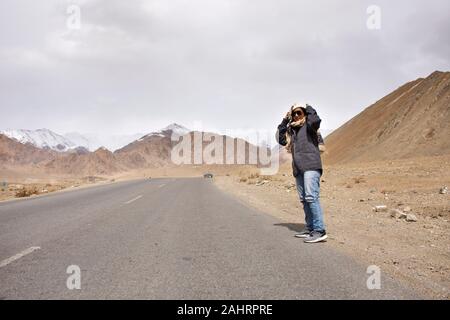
295, 229, 312, 238
304, 231, 328, 243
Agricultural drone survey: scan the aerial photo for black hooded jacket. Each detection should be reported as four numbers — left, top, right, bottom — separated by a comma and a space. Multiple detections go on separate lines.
277, 105, 323, 177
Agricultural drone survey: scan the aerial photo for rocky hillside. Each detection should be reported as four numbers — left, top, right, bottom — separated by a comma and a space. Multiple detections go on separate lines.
0, 134, 54, 166
44, 147, 121, 176
324, 71, 450, 164
115, 124, 270, 169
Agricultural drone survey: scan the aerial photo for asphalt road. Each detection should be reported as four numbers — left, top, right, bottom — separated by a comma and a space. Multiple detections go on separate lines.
0, 178, 419, 299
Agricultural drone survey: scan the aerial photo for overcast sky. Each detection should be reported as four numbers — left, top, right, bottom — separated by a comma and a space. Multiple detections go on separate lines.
1, 0, 449, 140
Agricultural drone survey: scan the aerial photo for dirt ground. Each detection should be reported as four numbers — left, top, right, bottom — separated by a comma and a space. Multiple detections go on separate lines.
0, 175, 114, 202
214, 155, 450, 299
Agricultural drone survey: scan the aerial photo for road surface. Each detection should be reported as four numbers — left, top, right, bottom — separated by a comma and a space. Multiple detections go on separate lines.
0, 178, 419, 299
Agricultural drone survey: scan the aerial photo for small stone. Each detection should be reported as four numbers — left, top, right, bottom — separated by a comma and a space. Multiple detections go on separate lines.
373, 205, 387, 212
406, 214, 418, 222
439, 186, 448, 194
255, 180, 267, 186
399, 213, 408, 219
285, 183, 295, 189
389, 209, 403, 218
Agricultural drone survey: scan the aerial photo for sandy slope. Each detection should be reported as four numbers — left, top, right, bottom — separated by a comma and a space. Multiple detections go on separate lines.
324, 71, 450, 164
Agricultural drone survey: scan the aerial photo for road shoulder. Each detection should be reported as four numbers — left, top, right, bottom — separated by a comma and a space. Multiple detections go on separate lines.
213, 162, 450, 300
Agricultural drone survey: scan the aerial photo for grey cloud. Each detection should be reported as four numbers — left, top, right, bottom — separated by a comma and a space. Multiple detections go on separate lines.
0, 0, 449, 142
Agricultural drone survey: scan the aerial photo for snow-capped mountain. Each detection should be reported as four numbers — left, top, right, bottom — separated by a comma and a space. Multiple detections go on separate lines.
64, 132, 144, 152
160, 123, 190, 136
0, 129, 76, 152
139, 123, 190, 141
1, 124, 189, 154
63, 132, 93, 151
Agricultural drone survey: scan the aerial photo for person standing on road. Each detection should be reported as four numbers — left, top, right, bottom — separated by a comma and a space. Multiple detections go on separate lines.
277, 104, 327, 243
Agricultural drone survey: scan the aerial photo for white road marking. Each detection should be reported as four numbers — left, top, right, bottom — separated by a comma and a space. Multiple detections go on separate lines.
0, 247, 41, 268
158, 184, 166, 188
124, 195, 142, 204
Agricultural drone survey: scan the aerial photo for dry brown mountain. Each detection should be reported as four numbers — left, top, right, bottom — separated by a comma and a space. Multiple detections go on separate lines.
0, 133, 121, 176
115, 127, 271, 169
115, 129, 174, 168
324, 71, 450, 165
0, 134, 54, 167
45, 147, 121, 176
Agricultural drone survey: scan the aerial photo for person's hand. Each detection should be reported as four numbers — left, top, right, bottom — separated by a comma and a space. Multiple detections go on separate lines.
284, 111, 291, 120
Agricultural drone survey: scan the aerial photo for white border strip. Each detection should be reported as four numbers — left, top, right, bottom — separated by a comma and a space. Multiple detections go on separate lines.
124, 195, 142, 204
0, 246, 41, 268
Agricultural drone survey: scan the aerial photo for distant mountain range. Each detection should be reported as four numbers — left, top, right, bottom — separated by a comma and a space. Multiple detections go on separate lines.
63, 132, 145, 152
0, 129, 146, 153
0, 123, 268, 176
0, 129, 76, 152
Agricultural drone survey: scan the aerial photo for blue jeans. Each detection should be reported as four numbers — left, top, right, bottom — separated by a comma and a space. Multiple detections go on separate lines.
295, 170, 325, 232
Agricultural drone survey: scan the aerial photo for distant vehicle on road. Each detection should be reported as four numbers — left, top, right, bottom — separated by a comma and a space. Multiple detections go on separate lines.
203, 173, 214, 179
